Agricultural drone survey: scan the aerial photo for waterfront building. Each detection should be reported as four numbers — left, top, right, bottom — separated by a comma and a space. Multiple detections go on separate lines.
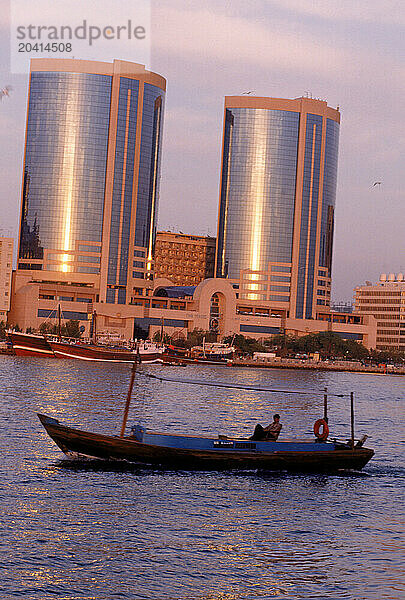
154, 231, 216, 285
354, 274, 405, 352
8, 76, 376, 348
330, 301, 353, 314
7, 275, 376, 348
0, 237, 13, 321
9, 58, 165, 328
216, 96, 340, 320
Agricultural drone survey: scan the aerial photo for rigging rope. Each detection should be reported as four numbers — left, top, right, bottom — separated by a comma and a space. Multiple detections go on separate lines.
136, 370, 348, 397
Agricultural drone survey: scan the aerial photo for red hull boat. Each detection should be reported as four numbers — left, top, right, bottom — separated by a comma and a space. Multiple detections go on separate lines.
48, 340, 163, 363
8, 331, 54, 357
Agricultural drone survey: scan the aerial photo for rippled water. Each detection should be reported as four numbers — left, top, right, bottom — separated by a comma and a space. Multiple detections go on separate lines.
0, 357, 404, 600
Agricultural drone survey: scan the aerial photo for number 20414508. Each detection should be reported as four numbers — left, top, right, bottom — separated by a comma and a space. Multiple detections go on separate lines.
18, 42, 72, 52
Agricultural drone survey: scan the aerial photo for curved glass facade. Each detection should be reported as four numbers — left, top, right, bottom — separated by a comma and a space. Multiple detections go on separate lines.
106, 77, 140, 304
106, 80, 165, 305
216, 108, 300, 278
320, 118, 339, 272
18, 61, 166, 308
295, 115, 339, 318
135, 83, 165, 253
296, 113, 323, 319
20, 72, 112, 267
217, 99, 340, 319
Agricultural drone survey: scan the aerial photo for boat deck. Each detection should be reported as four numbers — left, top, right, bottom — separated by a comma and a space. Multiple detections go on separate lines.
132, 428, 338, 452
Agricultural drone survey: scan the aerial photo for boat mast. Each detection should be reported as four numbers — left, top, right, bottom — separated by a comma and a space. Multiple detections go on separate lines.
323, 387, 328, 422
57, 304, 61, 340
91, 310, 97, 344
120, 358, 137, 437
350, 392, 355, 449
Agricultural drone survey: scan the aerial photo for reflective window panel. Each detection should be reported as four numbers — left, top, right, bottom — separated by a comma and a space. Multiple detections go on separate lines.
20, 72, 112, 270
217, 108, 300, 279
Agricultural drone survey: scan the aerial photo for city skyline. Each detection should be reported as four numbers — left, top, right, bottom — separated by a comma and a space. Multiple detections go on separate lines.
0, 1, 403, 302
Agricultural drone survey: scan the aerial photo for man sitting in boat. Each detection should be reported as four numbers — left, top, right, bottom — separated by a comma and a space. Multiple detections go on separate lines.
250, 414, 282, 441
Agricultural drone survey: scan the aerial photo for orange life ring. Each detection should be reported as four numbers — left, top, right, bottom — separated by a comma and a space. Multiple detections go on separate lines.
314, 418, 329, 441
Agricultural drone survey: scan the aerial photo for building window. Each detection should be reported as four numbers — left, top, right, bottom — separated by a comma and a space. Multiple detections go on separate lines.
271, 275, 291, 282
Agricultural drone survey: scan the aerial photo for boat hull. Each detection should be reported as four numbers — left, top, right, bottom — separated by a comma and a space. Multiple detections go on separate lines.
8, 332, 54, 357
48, 341, 162, 363
38, 414, 374, 472
164, 356, 231, 366
164, 345, 234, 365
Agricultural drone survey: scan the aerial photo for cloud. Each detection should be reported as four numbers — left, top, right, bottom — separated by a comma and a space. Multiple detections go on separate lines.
152, 6, 348, 76
266, 0, 405, 26
152, 4, 405, 96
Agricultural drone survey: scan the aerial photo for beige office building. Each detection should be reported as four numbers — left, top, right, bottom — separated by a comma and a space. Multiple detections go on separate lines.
0, 237, 13, 320
354, 274, 405, 352
154, 231, 215, 285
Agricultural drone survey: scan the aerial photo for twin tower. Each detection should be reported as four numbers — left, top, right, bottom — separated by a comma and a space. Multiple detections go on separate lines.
17, 59, 339, 321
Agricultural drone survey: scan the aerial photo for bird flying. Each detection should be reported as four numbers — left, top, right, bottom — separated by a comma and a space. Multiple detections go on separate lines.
0, 85, 12, 100
372, 181, 382, 187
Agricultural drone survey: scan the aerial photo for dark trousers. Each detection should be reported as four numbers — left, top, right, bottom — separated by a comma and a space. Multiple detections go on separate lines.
250, 424, 276, 441
250, 424, 266, 440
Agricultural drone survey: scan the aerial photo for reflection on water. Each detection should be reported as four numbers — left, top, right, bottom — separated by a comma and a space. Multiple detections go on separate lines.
0, 356, 404, 600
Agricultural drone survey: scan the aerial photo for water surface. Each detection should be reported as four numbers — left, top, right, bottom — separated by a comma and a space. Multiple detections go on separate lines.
0, 357, 403, 599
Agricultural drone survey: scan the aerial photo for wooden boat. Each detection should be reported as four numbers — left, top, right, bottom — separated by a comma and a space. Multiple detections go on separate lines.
164, 342, 235, 365
8, 304, 64, 357
8, 331, 54, 357
8, 330, 163, 363
37, 413, 374, 471
38, 364, 374, 472
48, 339, 163, 363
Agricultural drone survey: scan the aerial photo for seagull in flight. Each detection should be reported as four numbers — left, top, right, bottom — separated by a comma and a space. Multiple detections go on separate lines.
372, 181, 382, 187
241, 91, 254, 95
0, 85, 12, 100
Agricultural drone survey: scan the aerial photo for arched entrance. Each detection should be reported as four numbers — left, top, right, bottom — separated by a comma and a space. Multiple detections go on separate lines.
209, 292, 226, 337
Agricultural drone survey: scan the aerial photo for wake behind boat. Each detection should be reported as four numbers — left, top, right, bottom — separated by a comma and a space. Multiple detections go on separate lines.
37, 365, 375, 472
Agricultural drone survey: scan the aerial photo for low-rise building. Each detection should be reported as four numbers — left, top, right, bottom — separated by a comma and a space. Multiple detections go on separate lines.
0, 237, 13, 321
330, 301, 353, 314
354, 273, 405, 352
154, 231, 216, 285
8, 274, 377, 349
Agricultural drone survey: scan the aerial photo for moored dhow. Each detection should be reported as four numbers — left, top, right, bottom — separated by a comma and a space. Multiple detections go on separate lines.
48, 339, 164, 363
164, 342, 235, 365
8, 331, 54, 357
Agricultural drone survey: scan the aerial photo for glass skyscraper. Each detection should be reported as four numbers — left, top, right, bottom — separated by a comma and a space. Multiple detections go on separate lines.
216, 96, 340, 319
18, 58, 165, 305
